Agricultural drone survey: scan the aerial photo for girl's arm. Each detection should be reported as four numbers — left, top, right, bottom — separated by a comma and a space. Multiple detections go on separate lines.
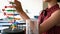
39, 10, 60, 34
13, 0, 30, 20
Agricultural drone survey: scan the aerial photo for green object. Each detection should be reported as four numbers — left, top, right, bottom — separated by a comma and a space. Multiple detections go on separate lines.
12, 24, 17, 26
8, 17, 14, 21
8, 17, 14, 19
10, 2, 15, 4
6, 10, 16, 12
8, 19, 13, 21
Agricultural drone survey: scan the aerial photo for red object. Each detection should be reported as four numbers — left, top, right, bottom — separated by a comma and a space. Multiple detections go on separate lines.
5, 6, 14, 8
5, 6, 7, 8
3, 12, 9, 18
38, 4, 60, 34
4, 12, 6, 15
7, 14, 14, 16
2, 9, 5, 11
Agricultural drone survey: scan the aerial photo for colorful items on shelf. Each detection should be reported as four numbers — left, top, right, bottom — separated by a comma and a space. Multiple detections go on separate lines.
11, 22, 17, 30
2, 9, 16, 12
10, 2, 15, 4
1, 0, 21, 23
6, 10, 16, 12
8, 17, 14, 19
7, 14, 19, 16
8, 17, 21, 20
2, 12, 19, 16
2, 9, 5, 11
5, 6, 14, 8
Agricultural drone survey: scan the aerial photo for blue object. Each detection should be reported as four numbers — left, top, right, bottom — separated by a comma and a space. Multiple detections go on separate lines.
13, 21, 18, 25
34, 16, 38, 19
14, 14, 19, 16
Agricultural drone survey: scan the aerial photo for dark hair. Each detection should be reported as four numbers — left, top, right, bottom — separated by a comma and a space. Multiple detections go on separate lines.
57, 0, 60, 2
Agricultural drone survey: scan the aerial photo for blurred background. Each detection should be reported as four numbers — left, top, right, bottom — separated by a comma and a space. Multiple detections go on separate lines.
0, 0, 43, 34
0, 0, 60, 34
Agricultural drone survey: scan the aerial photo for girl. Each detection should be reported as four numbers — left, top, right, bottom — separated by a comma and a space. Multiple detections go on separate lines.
13, 0, 60, 34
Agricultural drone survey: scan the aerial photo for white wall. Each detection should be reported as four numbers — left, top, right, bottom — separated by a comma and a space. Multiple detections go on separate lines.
19, 0, 43, 18
0, 0, 43, 18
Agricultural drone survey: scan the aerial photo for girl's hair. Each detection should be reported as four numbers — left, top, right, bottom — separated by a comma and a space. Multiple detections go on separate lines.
57, 0, 60, 2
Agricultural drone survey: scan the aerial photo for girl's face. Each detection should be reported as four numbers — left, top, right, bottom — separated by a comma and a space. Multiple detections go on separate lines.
43, 0, 52, 2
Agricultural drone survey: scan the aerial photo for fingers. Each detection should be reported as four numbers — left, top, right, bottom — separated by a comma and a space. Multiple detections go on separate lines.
13, 0, 21, 8
14, 0, 21, 6
14, 0, 18, 3
12, 4, 16, 8
12, 0, 22, 11
15, 0, 17, 1
14, 0, 18, 5
12, 4, 19, 10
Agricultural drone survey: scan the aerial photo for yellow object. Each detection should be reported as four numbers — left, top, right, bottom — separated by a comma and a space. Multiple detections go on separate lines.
11, 24, 17, 29
14, 18, 20, 20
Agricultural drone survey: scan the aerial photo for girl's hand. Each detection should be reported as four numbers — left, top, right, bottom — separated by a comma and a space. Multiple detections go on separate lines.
13, 0, 23, 12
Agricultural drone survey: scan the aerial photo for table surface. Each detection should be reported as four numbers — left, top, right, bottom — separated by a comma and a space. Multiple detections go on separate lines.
3, 28, 24, 33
